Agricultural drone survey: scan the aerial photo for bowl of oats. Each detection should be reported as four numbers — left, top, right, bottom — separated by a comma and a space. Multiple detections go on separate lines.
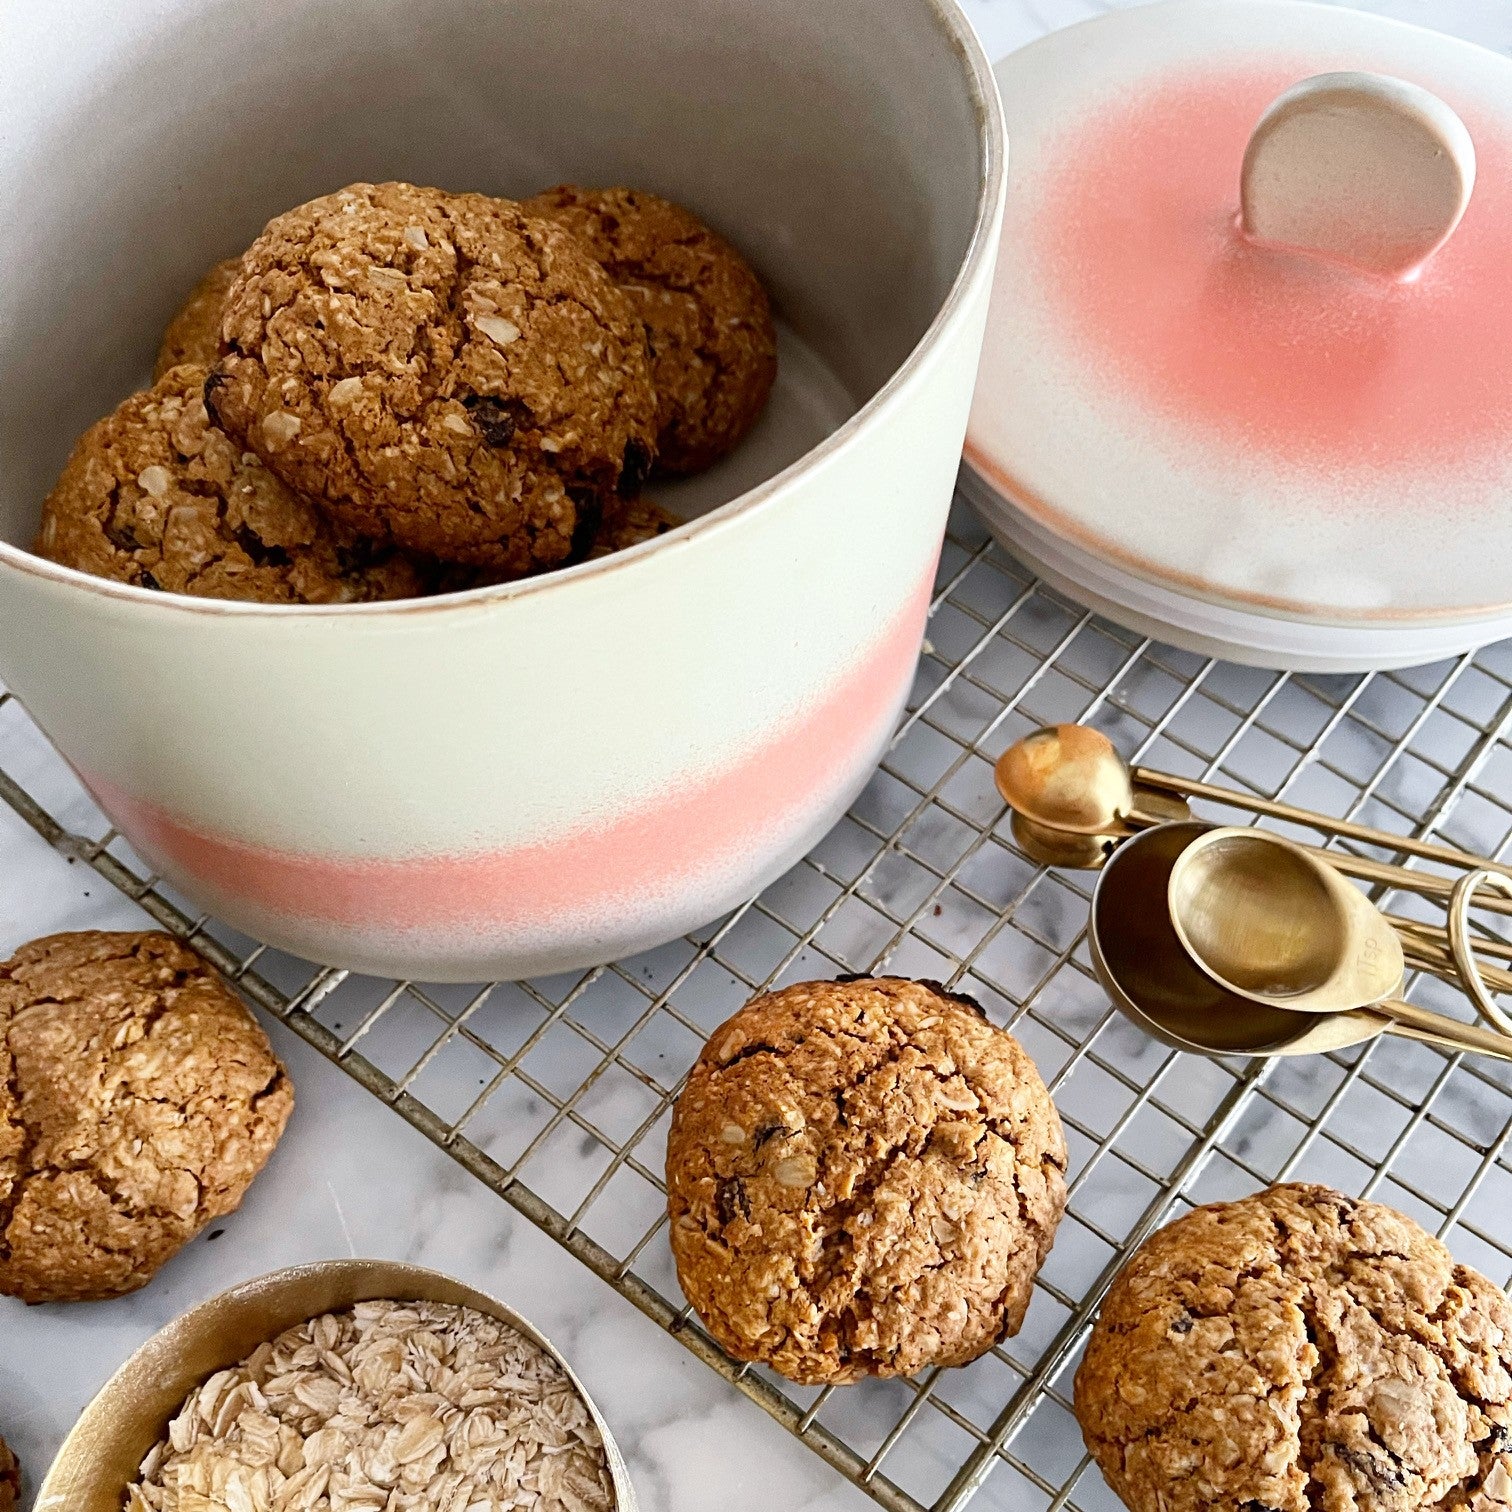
35, 1259, 632, 1512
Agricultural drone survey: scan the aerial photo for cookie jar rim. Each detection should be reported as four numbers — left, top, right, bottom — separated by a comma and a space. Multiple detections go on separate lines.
0, 0, 1005, 622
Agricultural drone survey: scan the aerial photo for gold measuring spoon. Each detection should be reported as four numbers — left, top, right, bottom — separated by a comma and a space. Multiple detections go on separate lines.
1009, 810, 1114, 871
1167, 827, 1512, 1062
1089, 824, 1471, 1059
1006, 750, 1512, 996
995, 723, 1512, 916
994, 724, 1190, 835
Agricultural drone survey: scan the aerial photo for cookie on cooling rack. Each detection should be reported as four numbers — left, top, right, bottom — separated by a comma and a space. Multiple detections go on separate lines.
0, 930, 294, 1302
666, 975, 1068, 1384
1074, 1182, 1512, 1512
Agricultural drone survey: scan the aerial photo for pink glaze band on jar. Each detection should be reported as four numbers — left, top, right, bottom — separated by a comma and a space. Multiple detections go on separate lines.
73, 559, 936, 978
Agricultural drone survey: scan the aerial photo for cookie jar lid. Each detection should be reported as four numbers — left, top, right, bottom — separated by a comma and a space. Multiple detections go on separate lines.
964, 0, 1512, 635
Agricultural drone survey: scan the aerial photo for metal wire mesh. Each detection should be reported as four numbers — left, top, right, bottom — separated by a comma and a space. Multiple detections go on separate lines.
3, 496, 1511, 1512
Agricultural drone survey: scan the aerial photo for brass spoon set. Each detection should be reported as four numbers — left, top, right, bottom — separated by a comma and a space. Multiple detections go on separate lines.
995, 724, 1512, 1063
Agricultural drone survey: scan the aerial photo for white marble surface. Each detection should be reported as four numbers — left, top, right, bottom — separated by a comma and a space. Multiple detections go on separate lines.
4, 3, 1511, 1511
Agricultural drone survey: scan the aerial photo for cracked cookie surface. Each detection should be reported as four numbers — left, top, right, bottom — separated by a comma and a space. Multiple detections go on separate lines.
154, 255, 242, 381
208, 182, 657, 573
524, 185, 777, 475
0, 931, 294, 1303
1074, 1183, 1512, 1512
666, 976, 1068, 1384
36, 364, 427, 603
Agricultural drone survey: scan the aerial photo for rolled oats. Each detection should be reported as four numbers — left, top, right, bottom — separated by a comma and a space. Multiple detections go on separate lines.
127, 1299, 615, 1512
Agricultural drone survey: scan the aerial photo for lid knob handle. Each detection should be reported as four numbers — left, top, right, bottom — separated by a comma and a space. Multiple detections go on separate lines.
1240, 72, 1475, 279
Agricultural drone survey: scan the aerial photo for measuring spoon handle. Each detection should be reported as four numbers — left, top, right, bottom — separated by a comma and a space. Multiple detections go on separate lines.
1131, 766, 1512, 887
1375, 998, 1512, 1062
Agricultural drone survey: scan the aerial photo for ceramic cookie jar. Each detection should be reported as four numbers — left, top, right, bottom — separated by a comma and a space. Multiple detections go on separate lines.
0, 0, 1004, 981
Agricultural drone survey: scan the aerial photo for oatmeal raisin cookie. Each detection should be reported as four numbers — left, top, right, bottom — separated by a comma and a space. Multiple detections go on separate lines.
153, 256, 242, 380
37, 364, 425, 603
0, 931, 294, 1303
525, 184, 776, 474
1075, 1183, 1512, 1512
207, 182, 657, 573
0, 1434, 17, 1512
666, 976, 1067, 1383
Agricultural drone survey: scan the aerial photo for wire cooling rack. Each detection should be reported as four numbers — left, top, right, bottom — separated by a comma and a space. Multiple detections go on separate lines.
3, 498, 1512, 1512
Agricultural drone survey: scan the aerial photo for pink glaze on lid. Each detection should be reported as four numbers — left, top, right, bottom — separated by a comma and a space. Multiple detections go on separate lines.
1034, 62, 1512, 472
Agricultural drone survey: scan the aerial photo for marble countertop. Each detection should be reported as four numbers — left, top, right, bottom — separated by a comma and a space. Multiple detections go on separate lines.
4, 3, 1510, 1510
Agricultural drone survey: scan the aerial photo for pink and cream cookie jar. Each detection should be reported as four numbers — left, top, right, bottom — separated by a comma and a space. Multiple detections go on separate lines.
0, 0, 1005, 980
963, 0, 1512, 671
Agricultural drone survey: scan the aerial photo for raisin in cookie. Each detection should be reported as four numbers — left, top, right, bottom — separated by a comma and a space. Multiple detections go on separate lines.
1075, 1183, 1512, 1512
153, 255, 242, 380
208, 182, 657, 573
0, 931, 294, 1303
37, 364, 426, 603
0, 1435, 16, 1512
666, 976, 1067, 1384
524, 185, 777, 475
